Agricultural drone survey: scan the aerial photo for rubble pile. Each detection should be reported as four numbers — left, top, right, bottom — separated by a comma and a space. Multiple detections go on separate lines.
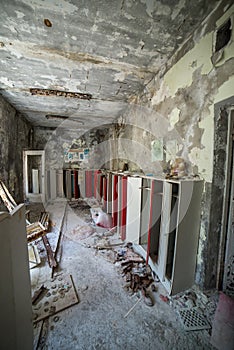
169, 287, 219, 326
115, 244, 155, 306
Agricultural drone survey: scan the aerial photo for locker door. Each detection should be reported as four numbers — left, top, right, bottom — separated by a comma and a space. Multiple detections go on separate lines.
157, 181, 173, 281
126, 177, 142, 244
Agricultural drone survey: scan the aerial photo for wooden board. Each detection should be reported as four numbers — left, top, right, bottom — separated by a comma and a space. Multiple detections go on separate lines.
0, 180, 17, 212
32, 274, 79, 323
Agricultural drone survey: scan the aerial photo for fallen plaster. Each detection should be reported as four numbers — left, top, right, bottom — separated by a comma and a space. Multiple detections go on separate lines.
30, 199, 216, 350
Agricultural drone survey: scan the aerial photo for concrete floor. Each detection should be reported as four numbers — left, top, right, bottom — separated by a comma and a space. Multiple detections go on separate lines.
30, 200, 215, 350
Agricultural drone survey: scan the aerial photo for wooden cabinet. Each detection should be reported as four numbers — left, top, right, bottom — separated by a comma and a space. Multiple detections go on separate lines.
126, 176, 203, 295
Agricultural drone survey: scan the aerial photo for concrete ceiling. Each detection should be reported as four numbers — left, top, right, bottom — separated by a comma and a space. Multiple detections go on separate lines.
0, 0, 219, 129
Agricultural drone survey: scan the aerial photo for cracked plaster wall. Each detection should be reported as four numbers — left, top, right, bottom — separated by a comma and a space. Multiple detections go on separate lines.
33, 125, 113, 171
0, 94, 32, 205
116, 4, 234, 289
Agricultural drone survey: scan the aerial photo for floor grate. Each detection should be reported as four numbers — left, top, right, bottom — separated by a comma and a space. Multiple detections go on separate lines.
178, 307, 211, 331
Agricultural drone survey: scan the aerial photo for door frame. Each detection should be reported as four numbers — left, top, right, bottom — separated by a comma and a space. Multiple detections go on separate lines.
23, 150, 45, 203
219, 108, 234, 291
203, 97, 234, 290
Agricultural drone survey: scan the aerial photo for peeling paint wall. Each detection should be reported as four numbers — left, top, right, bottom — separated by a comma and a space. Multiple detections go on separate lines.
115, 4, 234, 288
0, 94, 32, 204
33, 124, 113, 171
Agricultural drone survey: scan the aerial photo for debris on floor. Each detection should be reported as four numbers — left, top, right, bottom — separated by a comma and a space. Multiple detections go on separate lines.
71, 224, 95, 240
32, 274, 79, 323
210, 292, 234, 350
69, 199, 92, 223
164, 285, 226, 337
29, 199, 221, 349
114, 244, 155, 307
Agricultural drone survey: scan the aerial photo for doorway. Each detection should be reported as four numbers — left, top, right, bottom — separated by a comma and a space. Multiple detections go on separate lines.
23, 150, 45, 203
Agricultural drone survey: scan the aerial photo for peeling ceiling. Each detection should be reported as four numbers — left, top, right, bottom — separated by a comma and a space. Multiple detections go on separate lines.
0, 0, 220, 129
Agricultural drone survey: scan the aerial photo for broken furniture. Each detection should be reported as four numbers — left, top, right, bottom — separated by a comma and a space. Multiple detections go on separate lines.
0, 204, 33, 350
0, 180, 56, 268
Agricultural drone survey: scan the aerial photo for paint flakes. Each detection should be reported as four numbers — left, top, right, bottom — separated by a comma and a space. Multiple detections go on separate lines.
0, 77, 15, 87
171, 0, 186, 21
168, 108, 180, 131
123, 12, 134, 20
141, 0, 155, 18
26, 0, 78, 14
114, 72, 126, 82
15, 10, 25, 19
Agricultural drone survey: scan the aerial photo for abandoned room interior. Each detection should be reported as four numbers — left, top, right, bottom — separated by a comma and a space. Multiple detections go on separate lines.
0, 0, 234, 349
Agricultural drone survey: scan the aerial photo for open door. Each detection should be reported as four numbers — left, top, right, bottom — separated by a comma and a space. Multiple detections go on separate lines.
23, 150, 45, 203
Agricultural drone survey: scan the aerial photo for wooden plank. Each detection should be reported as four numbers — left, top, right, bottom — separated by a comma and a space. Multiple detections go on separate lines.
32, 274, 79, 323
39, 212, 49, 230
42, 236, 57, 268
0, 180, 17, 212
33, 320, 43, 350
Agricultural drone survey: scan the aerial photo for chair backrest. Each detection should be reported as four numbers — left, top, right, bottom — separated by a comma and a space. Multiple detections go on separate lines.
0, 180, 17, 212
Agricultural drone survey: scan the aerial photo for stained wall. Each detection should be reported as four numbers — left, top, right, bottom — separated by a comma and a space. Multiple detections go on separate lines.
0, 95, 32, 204
115, 4, 234, 288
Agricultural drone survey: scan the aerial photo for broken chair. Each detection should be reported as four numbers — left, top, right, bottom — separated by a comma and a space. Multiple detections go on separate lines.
0, 180, 57, 268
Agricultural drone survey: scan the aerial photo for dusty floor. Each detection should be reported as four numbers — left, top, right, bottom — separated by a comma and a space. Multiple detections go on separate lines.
30, 199, 216, 350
